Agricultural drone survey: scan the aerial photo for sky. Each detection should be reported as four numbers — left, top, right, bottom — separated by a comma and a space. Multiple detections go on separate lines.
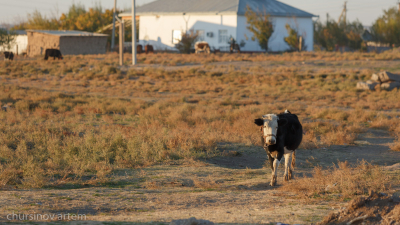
0, 0, 398, 26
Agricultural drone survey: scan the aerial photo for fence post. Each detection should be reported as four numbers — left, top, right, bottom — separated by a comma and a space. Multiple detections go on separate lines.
119, 21, 124, 66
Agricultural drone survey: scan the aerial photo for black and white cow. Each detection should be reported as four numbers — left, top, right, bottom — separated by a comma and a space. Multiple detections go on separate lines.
44, 49, 63, 60
254, 110, 303, 186
3, 51, 14, 61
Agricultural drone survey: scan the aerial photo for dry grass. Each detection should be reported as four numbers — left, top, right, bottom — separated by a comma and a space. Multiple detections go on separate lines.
280, 161, 392, 200
390, 139, 400, 151
1, 51, 400, 188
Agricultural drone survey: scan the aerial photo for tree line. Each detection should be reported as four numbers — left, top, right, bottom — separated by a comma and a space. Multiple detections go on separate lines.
246, 6, 400, 51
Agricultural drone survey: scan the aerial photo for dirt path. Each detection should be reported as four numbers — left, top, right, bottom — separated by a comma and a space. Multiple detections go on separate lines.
0, 128, 399, 224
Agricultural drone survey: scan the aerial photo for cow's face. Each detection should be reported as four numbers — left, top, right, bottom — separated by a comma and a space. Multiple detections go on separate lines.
254, 114, 287, 146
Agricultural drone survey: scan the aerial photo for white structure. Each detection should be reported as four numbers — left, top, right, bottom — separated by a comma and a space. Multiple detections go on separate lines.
119, 0, 316, 52
0, 30, 27, 55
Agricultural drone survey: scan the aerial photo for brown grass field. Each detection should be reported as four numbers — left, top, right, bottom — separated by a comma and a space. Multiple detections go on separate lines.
0, 51, 399, 224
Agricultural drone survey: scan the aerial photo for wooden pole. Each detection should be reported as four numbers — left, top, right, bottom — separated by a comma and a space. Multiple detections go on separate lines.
119, 20, 124, 66
299, 36, 303, 52
132, 0, 136, 65
111, 0, 117, 51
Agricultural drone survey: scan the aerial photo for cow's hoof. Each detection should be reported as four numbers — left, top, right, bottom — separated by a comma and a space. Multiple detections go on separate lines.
284, 174, 289, 181
288, 169, 293, 180
270, 176, 277, 186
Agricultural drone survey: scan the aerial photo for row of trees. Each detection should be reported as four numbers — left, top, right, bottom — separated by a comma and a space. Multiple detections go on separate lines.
13, 3, 115, 32
246, 6, 400, 52
9, 3, 131, 48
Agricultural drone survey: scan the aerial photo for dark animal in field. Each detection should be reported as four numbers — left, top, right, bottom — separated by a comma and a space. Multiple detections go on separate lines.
254, 110, 303, 186
3, 51, 14, 61
145, 45, 154, 54
137, 44, 143, 54
44, 49, 63, 60
230, 43, 240, 53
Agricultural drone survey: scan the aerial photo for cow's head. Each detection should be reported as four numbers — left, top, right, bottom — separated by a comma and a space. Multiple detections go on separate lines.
254, 114, 288, 146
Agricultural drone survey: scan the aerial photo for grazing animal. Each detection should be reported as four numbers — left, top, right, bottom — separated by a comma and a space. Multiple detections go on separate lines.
254, 110, 303, 186
144, 45, 154, 54
3, 51, 14, 61
137, 44, 143, 54
230, 43, 240, 53
194, 41, 211, 54
44, 49, 63, 60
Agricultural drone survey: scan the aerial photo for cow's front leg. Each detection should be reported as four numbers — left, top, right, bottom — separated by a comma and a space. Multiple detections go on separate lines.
266, 151, 274, 170
284, 152, 292, 181
270, 158, 280, 186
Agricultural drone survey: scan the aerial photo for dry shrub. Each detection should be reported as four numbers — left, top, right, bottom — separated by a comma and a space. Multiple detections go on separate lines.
280, 161, 390, 199
390, 139, 400, 151
320, 129, 357, 146
300, 129, 319, 149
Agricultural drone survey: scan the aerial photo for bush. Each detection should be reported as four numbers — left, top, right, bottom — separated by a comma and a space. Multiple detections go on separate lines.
175, 31, 198, 54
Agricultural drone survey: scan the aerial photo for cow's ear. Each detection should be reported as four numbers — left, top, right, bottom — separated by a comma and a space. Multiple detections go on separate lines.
278, 118, 288, 127
254, 118, 264, 126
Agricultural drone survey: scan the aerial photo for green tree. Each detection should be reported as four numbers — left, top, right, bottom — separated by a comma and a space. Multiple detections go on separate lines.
244, 6, 274, 51
371, 7, 400, 46
59, 3, 87, 30
21, 10, 59, 30
175, 31, 198, 54
314, 17, 364, 51
0, 29, 16, 50
284, 24, 306, 51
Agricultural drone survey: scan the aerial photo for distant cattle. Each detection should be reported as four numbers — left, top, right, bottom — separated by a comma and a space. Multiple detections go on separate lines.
195, 41, 211, 54
254, 110, 303, 186
3, 51, 14, 61
137, 44, 143, 54
44, 49, 63, 60
230, 43, 241, 53
145, 45, 154, 54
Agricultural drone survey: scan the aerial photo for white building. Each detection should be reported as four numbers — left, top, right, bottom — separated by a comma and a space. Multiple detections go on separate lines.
120, 0, 316, 52
0, 30, 28, 55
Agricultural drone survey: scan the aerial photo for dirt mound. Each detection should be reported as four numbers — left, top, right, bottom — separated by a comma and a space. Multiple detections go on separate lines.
319, 191, 400, 225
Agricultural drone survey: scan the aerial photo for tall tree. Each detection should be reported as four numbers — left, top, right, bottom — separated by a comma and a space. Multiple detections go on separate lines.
314, 17, 364, 51
284, 24, 306, 51
23, 10, 59, 30
371, 7, 400, 46
59, 3, 87, 30
245, 6, 274, 51
0, 29, 16, 50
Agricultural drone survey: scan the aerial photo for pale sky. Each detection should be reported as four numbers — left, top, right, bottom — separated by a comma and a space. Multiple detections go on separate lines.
0, 0, 398, 26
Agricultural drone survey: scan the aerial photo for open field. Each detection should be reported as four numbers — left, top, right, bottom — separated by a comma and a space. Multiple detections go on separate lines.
0, 51, 400, 224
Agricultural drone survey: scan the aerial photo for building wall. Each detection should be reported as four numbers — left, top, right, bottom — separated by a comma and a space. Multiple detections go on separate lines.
237, 16, 314, 52
0, 35, 28, 55
27, 32, 60, 56
59, 36, 108, 55
139, 14, 237, 51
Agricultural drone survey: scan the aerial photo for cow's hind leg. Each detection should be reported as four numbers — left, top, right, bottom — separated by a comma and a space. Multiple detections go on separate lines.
284, 153, 292, 181
271, 158, 280, 186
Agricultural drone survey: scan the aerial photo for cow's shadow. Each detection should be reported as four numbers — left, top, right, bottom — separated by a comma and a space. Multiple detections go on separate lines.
204, 142, 268, 169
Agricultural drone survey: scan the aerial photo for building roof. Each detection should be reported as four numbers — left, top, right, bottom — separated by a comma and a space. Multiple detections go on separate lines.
120, 0, 315, 17
26, 30, 108, 36
13, 30, 27, 35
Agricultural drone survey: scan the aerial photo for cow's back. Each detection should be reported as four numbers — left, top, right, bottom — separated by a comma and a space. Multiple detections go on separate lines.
278, 113, 303, 150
